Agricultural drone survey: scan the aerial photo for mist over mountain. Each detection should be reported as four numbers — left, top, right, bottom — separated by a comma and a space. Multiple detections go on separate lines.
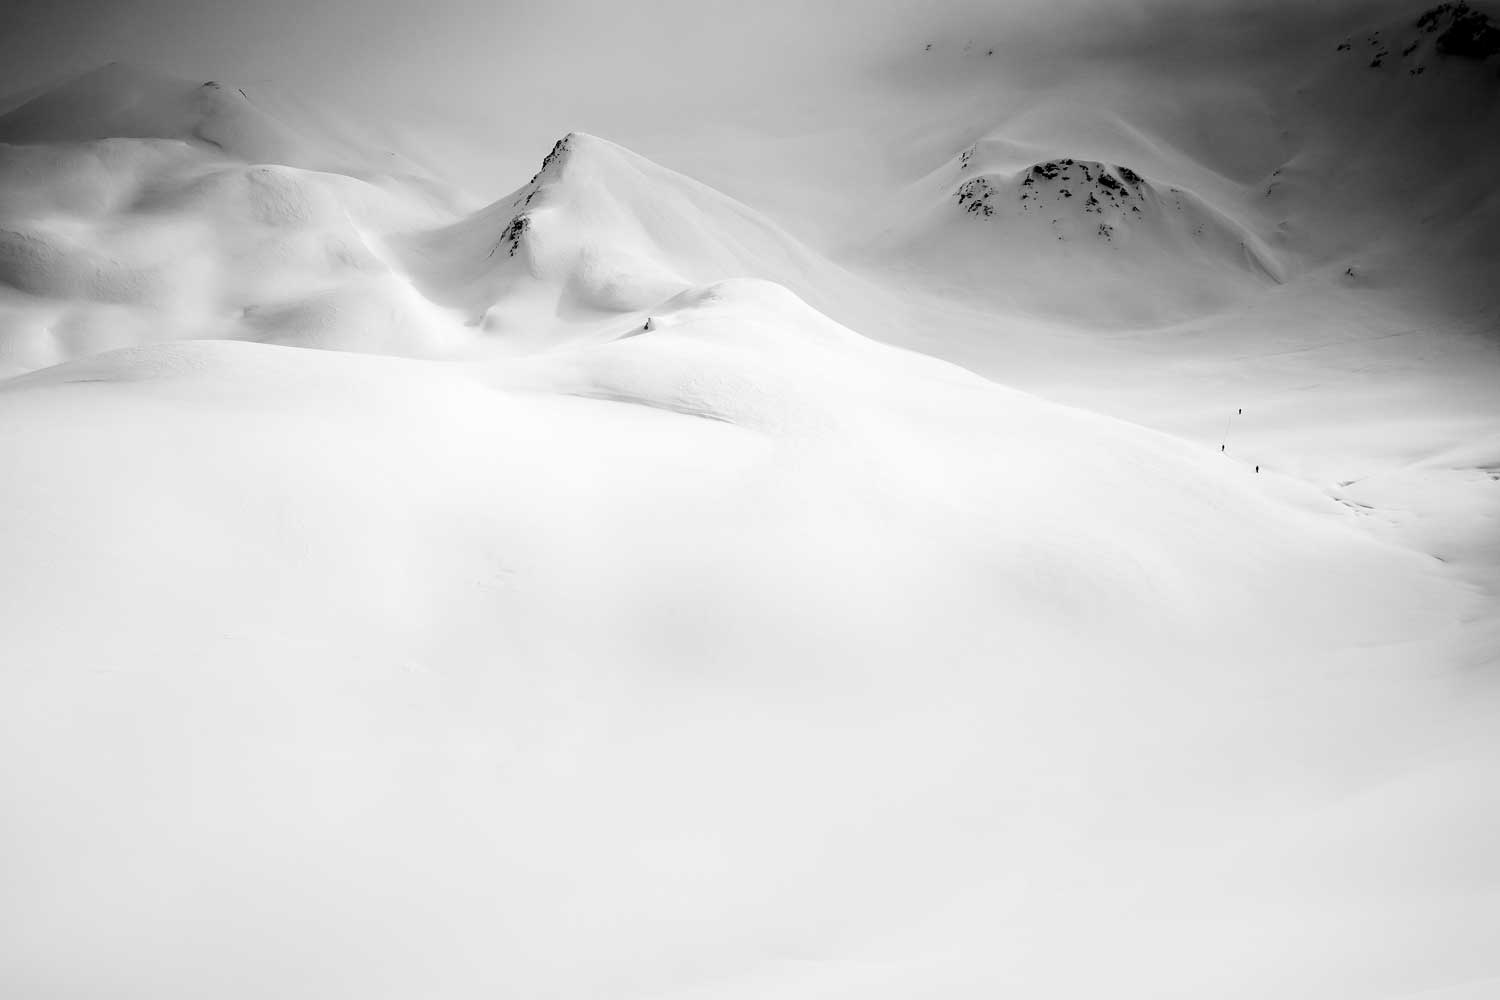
2, 4, 1498, 999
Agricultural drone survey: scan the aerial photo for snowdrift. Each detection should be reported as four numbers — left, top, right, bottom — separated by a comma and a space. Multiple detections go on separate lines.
0, 13, 1497, 996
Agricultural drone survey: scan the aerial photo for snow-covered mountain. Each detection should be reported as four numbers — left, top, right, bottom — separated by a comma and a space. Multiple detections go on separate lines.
1, 6, 1498, 999
0, 64, 474, 375
864, 141, 1282, 324
0, 61, 452, 189
397, 130, 893, 347
0, 77, 901, 373
1264, 1, 1500, 300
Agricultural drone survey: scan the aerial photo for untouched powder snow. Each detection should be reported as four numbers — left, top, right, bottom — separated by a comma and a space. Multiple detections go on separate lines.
1, 4, 1499, 998
1, 282, 1493, 999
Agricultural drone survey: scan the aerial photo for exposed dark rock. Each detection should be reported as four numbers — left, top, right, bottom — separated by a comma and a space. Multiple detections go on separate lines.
1439, 6, 1500, 56
1416, 2, 1500, 58
526, 135, 572, 188
1419, 4, 1446, 29
490, 215, 529, 258
957, 159, 1148, 225
955, 177, 997, 216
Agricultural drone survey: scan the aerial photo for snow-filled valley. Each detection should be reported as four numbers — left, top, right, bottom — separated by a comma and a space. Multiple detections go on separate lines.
2, 3, 1498, 998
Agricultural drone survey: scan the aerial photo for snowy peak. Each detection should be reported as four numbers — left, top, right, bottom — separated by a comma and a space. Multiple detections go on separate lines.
947, 149, 1273, 268
492, 131, 591, 256
400, 131, 863, 339
0, 62, 452, 193
860, 141, 1282, 324
0, 63, 294, 161
940, 145, 1268, 259
526, 131, 582, 189
954, 156, 1153, 245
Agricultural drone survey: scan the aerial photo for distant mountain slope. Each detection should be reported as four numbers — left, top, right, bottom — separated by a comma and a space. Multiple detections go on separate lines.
1264, 2, 1500, 299
0, 79, 910, 373
0, 62, 451, 191
860, 139, 1282, 326
0, 64, 484, 376
397, 131, 887, 344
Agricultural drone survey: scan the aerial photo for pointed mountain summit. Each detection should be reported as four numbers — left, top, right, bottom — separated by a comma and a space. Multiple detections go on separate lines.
399, 132, 878, 339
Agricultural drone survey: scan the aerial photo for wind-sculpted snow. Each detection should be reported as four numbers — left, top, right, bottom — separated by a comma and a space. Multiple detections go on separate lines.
0, 80, 900, 374
2, 8, 1499, 996
0, 145, 464, 373
398, 131, 886, 343
1, 279, 1485, 998
0, 66, 484, 375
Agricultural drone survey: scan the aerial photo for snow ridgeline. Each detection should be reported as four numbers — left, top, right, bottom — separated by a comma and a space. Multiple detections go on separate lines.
0, 66, 893, 373
395, 130, 885, 345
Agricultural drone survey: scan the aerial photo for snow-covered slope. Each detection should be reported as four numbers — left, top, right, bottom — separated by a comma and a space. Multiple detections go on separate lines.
0, 61, 450, 190
1, 279, 1490, 999
0, 78, 904, 372
1265, 2, 1500, 300
0, 65, 481, 375
864, 140, 1282, 325
1, 6, 1499, 997
399, 131, 886, 346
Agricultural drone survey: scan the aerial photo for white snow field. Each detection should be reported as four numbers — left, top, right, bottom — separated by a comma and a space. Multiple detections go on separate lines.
2, 3, 1499, 999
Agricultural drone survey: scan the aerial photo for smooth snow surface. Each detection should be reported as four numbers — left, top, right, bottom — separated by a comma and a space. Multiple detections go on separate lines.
2, 6, 1499, 999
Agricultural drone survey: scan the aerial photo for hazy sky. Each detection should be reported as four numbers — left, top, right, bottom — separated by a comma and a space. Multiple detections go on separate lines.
2, 0, 1409, 207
